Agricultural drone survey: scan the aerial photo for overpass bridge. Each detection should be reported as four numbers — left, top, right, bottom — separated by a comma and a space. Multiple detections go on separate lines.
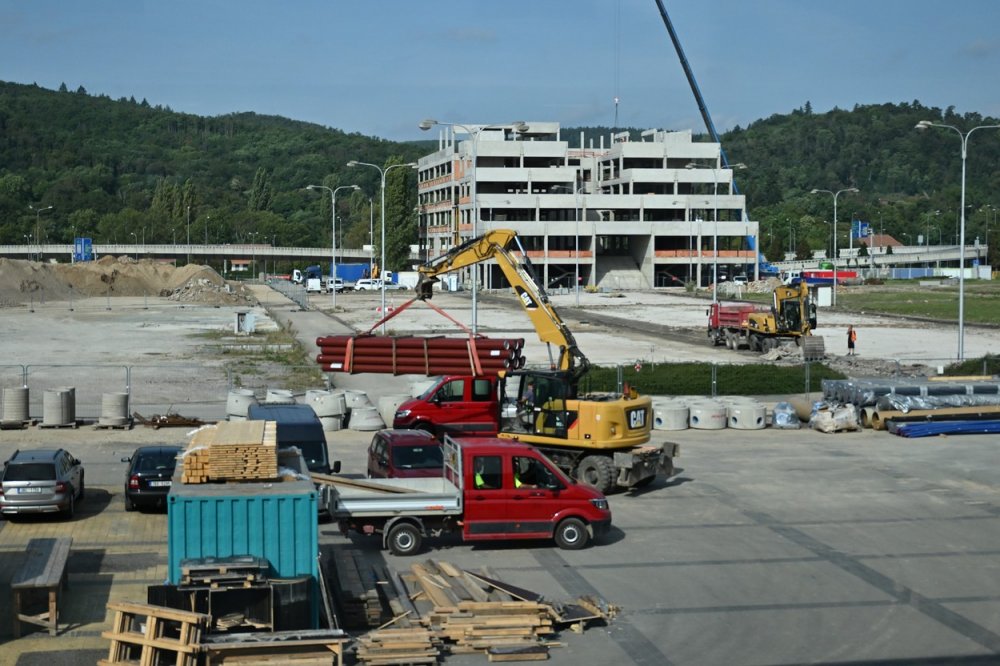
0, 243, 382, 271
770, 243, 989, 275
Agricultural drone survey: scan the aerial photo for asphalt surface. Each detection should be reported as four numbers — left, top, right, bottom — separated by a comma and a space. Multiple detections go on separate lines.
1, 286, 999, 665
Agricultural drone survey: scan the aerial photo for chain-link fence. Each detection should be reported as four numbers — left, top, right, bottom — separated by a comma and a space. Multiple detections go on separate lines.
0, 362, 330, 423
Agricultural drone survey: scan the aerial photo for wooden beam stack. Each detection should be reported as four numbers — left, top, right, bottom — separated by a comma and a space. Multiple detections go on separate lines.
327, 556, 619, 664
180, 421, 279, 484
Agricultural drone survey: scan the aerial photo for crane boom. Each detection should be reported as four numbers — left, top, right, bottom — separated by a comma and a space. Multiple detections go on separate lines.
416, 229, 590, 379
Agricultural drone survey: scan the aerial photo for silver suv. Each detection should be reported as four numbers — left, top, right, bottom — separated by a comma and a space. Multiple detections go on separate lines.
0, 449, 85, 519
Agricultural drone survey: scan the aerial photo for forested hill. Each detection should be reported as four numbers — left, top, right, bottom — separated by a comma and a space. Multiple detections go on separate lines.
1, 80, 998, 264
0, 80, 430, 263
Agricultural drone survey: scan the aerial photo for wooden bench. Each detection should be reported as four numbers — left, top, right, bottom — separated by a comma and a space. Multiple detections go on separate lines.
11, 537, 72, 637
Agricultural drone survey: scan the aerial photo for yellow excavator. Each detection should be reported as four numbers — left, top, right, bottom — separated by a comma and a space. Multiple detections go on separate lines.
416, 229, 676, 492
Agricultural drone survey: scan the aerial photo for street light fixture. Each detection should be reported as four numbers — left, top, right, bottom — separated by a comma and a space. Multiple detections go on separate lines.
916, 119, 1000, 360
810, 187, 859, 306
307, 183, 360, 309
418, 119, 529, 333
347, 160, 418, 333
129, 232, 138, 261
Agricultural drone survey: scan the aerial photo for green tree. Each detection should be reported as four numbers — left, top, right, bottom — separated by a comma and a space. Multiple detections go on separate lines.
382, 158, 418, 271
795, 238, 813, 261
247, 168, 273, 212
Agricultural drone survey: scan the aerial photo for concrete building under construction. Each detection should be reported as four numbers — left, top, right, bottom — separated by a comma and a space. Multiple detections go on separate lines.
416, 122, 759, 291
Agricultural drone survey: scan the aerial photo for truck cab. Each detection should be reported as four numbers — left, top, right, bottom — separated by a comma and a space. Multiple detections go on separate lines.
456, 438, 610, 549
393, 375, 500, 437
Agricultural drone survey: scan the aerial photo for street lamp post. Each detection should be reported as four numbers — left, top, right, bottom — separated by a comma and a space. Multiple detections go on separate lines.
916, 120, 1000, 360
811, 187, 859, 306
418, 119, 528, 334
347, 161, 417, 333
29, 204, 53, 261
129, 232, 138, 261
307, 184, 360, 309
368, 198, 374, 279
248, 231, 258, 281
687, 162, 746, 302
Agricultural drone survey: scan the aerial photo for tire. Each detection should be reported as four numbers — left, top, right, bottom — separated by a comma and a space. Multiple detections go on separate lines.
124, 496, 135, 512
78, 474, 85, 501
576, 456, 615, 494
64, 494, 75, 520
749, 335, 762, 352
554, 517, 589, 550
386, 522, 423, 557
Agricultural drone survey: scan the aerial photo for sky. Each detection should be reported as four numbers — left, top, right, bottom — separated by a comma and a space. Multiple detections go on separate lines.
2, 0, 999, 142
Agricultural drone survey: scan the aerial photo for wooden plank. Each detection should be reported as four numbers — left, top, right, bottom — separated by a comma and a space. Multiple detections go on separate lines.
310, 472, 414, 494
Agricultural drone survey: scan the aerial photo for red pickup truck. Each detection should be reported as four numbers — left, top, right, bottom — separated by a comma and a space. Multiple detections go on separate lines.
331, 437, 611, 555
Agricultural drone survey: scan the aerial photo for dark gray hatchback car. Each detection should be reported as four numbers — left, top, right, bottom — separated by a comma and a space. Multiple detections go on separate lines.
0, 449, 85, 519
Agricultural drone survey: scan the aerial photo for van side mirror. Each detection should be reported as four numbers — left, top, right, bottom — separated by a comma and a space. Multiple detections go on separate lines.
332, 460, 342, 474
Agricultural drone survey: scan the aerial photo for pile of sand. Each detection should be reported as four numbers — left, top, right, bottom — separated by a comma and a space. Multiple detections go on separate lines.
0, 256, 255, 306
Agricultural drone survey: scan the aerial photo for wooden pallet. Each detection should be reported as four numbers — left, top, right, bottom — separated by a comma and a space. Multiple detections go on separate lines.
99, 601, 209, 666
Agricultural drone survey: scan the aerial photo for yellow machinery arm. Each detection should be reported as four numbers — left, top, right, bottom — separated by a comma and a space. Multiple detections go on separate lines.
417, 229, 590, 379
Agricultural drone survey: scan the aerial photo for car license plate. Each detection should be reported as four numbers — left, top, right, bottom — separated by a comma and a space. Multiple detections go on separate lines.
149, 480, 171, 487
19, 487, 43, 493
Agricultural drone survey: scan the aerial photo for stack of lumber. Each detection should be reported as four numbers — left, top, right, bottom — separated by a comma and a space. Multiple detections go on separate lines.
339, 558, 620, 664
315, 335, 526, 375
328, 547, 388, 629
180, 421, 279, 483
354, 628, 440, 665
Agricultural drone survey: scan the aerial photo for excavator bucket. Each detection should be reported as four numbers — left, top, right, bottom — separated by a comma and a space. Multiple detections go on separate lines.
801, 336, 826, 361
416, 275, 438, 300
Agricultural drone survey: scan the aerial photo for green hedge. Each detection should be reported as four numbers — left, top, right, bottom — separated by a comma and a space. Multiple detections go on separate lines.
945, 355, 1000, 376
580, 362, 846, 396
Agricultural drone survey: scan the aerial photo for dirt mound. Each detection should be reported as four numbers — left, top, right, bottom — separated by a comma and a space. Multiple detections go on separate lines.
0, 257, 254, 306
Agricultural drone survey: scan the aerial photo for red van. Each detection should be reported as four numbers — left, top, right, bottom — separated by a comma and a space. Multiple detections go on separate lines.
367, 429, 443, 479
392, 375, 500, 436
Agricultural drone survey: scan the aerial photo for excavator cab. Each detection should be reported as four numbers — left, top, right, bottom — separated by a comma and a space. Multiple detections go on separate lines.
500, 371, 576, 439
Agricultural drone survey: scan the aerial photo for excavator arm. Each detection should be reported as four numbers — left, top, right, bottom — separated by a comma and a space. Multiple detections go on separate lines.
417, 229, 590, 379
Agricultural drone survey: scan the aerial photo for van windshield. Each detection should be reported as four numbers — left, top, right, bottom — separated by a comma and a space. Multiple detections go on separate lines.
285, 441, 328, 473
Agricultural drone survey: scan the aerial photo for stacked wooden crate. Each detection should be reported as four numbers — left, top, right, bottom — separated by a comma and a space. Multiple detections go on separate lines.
180, 421, 279, 483
354, 627, 440, 665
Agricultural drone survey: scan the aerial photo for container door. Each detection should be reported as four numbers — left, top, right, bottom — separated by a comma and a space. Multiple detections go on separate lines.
462, 454, 509, 540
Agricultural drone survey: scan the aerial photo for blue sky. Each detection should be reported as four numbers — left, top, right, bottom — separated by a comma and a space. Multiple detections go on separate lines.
2, 0, 998, 141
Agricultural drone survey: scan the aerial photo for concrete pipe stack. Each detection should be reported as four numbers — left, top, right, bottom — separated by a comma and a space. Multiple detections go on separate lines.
42, 387, 76, 427
98, 392, 130, 428
226, 389, 258, 421
2, 386, 29, 424
315, 335, 526, 375
724, 397, 767, 430
265, 388, 295, 404
377, 394, 412, 428
307, 389, 348, 432
652, 398, 690, 431
688, 399, 727, 430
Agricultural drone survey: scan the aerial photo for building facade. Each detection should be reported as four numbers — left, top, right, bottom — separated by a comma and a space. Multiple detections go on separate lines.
416, 122, 759, 291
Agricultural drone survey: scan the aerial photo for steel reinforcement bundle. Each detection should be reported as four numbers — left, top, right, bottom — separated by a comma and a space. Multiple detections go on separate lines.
315, 335, 526, 375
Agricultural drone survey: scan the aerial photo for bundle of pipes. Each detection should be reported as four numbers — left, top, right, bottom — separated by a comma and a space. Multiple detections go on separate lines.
316, 335, 527, 376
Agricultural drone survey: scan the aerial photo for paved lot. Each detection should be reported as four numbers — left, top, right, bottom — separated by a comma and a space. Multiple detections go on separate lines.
1, 286, 999, 664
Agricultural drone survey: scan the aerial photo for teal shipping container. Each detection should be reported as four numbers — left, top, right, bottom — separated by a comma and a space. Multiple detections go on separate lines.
167, 477, 318, 584
167, 477, 320, 627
